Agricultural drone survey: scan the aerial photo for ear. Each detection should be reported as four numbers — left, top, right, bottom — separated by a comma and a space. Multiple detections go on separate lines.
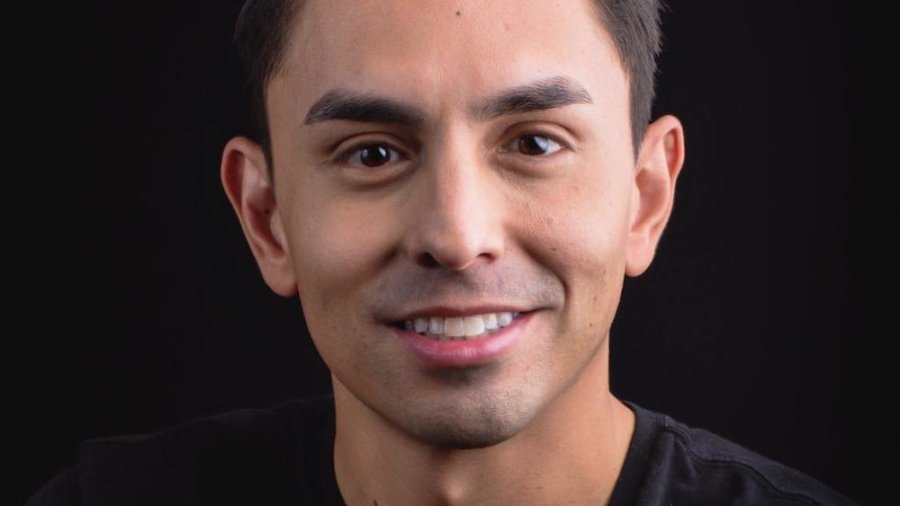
625, 114, 686, 277
220, 136, 298, 297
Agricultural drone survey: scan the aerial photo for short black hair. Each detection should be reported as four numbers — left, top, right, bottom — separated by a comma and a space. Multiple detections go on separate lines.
233, 0, 668, 184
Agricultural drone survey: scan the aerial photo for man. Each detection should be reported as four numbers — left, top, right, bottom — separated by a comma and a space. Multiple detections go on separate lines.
28, 0, 856, 504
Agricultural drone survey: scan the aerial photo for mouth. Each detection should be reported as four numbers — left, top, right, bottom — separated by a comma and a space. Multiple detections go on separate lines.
387, 310, 536, 368
389, 311, 523, 341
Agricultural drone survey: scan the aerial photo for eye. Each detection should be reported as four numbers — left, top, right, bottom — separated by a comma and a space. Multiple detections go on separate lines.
343, 143, 404, 168
507, 134, 563, 156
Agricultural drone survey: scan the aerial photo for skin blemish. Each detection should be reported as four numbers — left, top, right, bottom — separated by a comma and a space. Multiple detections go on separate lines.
455, 10, 461, 16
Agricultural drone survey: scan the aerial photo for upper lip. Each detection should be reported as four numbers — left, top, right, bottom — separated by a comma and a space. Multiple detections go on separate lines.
387, 305, 533, 322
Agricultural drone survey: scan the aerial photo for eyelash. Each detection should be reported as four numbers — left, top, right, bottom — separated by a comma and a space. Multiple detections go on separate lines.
338, 141, 407, 167
499, 132, 565, 157
336, 132, 567, 168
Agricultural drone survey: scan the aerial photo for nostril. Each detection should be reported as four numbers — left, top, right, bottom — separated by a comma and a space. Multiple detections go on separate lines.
417, 252, 440, 268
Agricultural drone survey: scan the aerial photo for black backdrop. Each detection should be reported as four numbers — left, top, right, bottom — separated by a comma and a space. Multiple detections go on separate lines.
17, 1, 866, 504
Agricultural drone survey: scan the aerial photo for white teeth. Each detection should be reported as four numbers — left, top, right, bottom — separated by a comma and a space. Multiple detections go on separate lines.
401, 311, 523, 341
443, 317, 466, 337
428, 317, 443, 334
464, 316, 485, 337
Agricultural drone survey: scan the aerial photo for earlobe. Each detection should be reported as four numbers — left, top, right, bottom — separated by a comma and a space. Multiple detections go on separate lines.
220, 136, 298, 297
625, 114, 686, 277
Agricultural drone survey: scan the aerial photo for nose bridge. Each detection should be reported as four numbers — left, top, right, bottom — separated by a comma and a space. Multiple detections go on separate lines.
405, 130, 504, 271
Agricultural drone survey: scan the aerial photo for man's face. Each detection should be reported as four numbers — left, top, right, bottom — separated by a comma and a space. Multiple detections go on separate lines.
267, 0, 636, 447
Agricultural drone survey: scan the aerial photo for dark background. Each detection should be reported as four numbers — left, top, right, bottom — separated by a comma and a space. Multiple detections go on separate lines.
17, 1, 867, 504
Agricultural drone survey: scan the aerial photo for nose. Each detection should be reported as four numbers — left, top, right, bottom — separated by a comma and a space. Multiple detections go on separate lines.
403, 138, 505, 271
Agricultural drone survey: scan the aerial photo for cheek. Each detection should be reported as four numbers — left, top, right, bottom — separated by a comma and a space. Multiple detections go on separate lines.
518, 162, 631, 337
561, 202, 627, 324
286, 194, 402, 377
287, 188, 402, 324
527, 168, 631, 276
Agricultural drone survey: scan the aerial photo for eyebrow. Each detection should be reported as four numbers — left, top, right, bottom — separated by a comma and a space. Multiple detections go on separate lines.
473, 75, 593, 120
303, 75, 592, 126
304, 90, 425, 126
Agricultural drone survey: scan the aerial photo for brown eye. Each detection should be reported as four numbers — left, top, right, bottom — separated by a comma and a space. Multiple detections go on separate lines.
512, 134, 562, 156
347, 144, 402, 168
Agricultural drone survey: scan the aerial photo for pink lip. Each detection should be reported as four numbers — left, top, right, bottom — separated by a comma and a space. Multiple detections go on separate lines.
390, 311, 535, 368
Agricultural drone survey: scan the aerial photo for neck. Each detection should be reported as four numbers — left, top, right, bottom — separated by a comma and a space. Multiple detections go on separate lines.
332, 337, 635, 506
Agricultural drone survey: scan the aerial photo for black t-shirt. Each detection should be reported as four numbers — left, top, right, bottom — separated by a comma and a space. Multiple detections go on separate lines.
26, 395, 857, 505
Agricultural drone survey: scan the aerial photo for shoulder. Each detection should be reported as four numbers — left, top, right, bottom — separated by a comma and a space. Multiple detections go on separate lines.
26, 395, 337, 506
621, 400, 858, 506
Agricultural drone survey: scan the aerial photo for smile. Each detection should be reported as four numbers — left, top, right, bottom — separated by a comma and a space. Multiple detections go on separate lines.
389, 310, 535, 368
399, 312, 522, 341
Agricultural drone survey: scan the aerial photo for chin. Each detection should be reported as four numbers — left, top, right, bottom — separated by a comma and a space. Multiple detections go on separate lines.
389, 387, 544, 450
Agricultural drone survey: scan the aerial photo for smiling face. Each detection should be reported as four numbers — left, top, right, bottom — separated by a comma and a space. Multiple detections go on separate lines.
222, 0, 684, 449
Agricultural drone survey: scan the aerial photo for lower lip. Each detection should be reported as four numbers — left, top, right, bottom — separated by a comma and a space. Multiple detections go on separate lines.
390, 312, 535, 368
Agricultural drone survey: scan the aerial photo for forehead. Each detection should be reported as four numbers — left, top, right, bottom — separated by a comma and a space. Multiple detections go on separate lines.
272, 0, 626, 122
